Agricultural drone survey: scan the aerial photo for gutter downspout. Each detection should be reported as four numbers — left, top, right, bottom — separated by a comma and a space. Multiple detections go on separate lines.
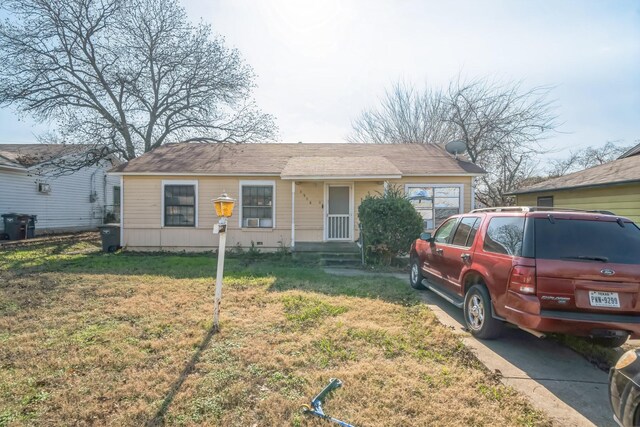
291, 181, 295, 250
119, 176, 124, 246
471, 178, 476, 211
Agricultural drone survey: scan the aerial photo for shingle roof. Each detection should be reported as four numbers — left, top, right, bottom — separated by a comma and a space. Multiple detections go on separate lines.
110, 143, 485, 177
510, 155, 640, 195
619, 142, 640, 159
0, 144, 91, 168
280, 156, 402, 179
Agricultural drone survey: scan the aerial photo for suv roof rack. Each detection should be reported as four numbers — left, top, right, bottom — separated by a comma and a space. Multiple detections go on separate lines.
470, 206, 615, 214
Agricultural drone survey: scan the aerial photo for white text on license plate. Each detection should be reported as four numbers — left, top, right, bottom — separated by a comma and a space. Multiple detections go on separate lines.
589, 291, 620, 308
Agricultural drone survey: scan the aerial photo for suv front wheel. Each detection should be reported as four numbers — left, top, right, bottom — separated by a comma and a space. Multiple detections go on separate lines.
464, 284, 504, 339
409, 258, 426, 290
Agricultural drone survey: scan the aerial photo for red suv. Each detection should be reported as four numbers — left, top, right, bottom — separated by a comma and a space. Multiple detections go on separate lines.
409, 207, 640, 347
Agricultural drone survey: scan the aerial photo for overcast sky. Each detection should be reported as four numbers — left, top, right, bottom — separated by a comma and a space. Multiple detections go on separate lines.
1, 0, 639, 159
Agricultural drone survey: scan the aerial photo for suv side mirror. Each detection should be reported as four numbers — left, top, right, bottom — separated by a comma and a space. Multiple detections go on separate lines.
420, 232, 433, 242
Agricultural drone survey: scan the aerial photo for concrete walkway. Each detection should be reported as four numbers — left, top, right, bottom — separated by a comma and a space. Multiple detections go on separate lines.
324, 267, 617, 427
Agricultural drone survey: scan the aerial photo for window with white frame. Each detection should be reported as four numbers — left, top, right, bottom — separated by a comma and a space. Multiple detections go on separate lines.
240, 181, 274, 228
163, 181, 197, 227
405, 184, 462, 229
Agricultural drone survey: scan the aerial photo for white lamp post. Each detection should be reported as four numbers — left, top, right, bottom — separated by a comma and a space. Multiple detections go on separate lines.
212, 192, 235, 331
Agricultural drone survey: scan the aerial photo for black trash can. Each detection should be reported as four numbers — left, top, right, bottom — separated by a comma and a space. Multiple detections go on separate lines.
98, 224, 121, 253
2, 213, 37, 240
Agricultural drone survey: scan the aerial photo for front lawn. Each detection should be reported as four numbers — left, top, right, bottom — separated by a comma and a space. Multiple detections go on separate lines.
0, 238, 549, 426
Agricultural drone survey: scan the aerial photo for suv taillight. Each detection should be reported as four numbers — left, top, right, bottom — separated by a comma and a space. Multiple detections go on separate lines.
509, 265, 536, 295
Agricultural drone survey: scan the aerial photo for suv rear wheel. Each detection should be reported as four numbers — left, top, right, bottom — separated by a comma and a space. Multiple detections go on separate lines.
464, 284, 504, 339
409, 258, 426, 290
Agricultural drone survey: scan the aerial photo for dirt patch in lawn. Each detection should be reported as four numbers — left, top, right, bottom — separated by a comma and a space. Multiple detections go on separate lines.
0, 240, 550, 426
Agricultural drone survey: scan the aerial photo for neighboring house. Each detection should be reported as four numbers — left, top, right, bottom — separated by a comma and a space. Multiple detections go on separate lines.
109, 142, 485, 252
509, 142, 640, 223
0, 144, 121, 235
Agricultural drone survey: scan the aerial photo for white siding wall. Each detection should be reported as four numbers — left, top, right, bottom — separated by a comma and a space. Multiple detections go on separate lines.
0, 161, 118, 234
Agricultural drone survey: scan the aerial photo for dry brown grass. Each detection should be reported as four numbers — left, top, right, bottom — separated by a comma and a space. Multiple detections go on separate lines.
0, 239, 551, 426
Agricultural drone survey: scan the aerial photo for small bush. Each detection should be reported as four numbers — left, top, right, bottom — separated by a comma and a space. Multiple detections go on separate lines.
358, 184, 424, 265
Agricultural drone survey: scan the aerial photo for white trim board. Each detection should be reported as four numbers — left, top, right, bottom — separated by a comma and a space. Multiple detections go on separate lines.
161, 179, 199, 228
281, 174, 401, 180
108, 172, 483, 177
119, 176, 124, 244
109, 172, 279, 177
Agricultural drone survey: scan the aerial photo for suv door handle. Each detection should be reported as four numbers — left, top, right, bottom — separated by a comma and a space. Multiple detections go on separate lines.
435, 248, 444, 255
461, 253, 471, 262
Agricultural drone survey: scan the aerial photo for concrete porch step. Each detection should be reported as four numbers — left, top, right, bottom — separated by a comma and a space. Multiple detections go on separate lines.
321, 257, 362, 267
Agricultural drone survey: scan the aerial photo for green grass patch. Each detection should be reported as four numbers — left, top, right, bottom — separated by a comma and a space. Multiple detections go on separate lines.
0, 237, 551, 426
281, 294, 348, 327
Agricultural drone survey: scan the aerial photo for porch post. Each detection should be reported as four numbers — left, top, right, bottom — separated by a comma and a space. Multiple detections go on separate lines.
291, 181, 295, 249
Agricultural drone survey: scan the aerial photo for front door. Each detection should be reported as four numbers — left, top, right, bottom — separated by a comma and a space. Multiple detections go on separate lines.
326, 185, 352, 240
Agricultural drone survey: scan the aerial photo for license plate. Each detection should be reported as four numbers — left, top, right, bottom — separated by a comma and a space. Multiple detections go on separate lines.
589, 291, 620, 308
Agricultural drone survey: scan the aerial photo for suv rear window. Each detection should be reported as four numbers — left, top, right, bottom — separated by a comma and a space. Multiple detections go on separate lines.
483, 217, 525, 256
535, 218, 640, 264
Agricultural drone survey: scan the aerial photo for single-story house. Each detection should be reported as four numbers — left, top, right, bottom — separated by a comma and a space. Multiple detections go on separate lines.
0, 144, 121, 236
109, 142, 485, 252
509, 142, 640, 224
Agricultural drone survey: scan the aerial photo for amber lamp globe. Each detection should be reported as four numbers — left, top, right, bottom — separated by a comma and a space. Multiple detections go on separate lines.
213, 193, 235, 218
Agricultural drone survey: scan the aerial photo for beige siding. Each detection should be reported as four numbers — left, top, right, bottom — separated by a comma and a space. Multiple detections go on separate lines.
516, 184, 640, 224
293, 181, 324, 242
123, 177, 162, 228
122, 174, 476, 251
124, 175, 292, 251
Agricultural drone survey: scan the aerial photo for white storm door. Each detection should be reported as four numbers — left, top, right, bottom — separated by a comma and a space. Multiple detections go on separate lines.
326, 185, 352, 240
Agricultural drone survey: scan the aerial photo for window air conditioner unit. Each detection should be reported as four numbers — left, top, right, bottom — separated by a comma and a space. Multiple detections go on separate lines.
246, 218, 260, 228
37, 183, 51, 193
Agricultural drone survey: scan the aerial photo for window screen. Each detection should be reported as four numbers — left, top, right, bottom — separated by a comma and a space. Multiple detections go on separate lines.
242, 185, 273, 228
164, 185, 195, 227
537, 196, 553, 207
483, 216, 525, 256
113, 186, 121, 207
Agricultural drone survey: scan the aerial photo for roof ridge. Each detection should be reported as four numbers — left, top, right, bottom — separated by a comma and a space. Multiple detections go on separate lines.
512, 155, 639, 195
110, 142, 486, 175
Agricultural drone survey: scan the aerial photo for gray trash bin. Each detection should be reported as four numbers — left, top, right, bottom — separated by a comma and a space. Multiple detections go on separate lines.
98, 225, 121, 252
2, 213, 37, 240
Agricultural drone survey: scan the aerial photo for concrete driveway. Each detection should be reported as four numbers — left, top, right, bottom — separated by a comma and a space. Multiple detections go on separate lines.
324, 268, 621, 427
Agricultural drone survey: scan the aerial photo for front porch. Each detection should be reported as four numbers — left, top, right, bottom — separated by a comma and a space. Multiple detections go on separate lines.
289, 180, 383, 249
282, 154, 402, 250
292, 240, 362, 268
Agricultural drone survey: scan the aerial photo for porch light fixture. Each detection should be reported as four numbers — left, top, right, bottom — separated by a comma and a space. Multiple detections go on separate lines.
213, 193, 235, 219
212, 192, 235, 331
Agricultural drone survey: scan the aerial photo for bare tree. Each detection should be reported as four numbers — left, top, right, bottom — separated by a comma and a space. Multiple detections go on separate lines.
548, 141, 632, 177
349, 77, 559, 206
348, 81, 455, 145
0, 0, 276, 169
